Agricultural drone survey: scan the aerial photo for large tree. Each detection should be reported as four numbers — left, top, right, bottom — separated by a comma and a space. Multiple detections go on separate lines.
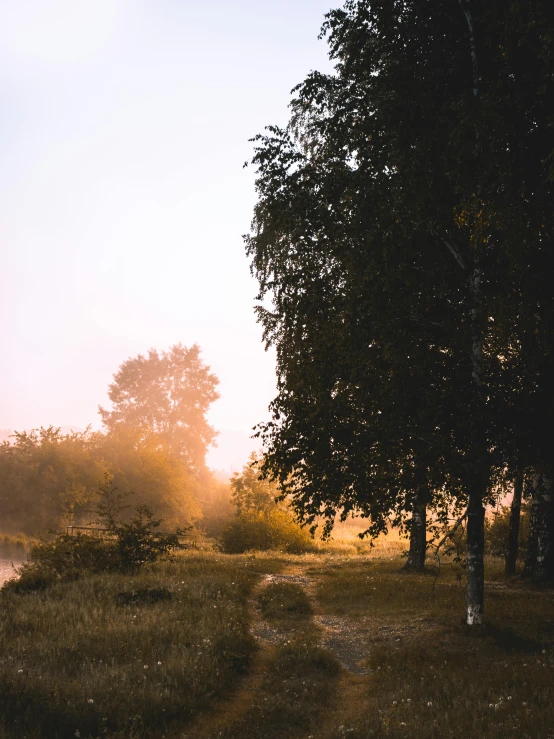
247, 1, 554, 622
99, 344, 219, 473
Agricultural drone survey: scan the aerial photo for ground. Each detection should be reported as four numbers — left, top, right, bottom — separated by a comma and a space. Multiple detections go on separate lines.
1, 551, 554, 738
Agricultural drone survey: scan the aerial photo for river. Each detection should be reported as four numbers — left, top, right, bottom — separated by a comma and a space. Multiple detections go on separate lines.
0, 557, 24, 587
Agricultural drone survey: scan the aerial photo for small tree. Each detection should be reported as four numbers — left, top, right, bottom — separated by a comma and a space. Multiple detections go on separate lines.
229, 453, 281, 516
94, 475, 191, 573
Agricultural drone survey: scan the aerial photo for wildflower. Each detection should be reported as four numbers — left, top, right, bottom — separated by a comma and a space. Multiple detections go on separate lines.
17, 669, 23, 673
87, 699, 94, 704
400, 723, 406, 727
543, 649, 547, 654
75, 732, 80, 738
489, 704, 494, 709
522, 702, 528, 707
392, 701, 397, 706
144, 665, 148, 669
507, 696, 512, 701
157, 661, 162, 665
406, 699, 411, 703
427, 702, 433, 707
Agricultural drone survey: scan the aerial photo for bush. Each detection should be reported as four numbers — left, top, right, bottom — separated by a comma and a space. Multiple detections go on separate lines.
2, 478, 190, 593
3, 533, 119, 593
219, 508, 315, 554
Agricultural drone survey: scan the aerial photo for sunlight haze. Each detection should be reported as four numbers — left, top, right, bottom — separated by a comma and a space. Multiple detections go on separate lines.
0, 0, 333, 469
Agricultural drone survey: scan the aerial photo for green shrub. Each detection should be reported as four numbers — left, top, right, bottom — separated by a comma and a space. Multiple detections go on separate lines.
3, 533, 119, 593
485, 504, 529, 558
219, 508, 315, 554
3, 479, 190, 593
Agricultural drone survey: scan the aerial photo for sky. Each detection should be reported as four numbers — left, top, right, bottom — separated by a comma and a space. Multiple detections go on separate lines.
0, 0, 335, 470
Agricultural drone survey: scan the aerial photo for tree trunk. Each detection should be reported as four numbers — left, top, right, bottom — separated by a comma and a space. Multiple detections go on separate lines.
534, 472, 554, 582
505, 471, 523, 577
523, 484, 539, 577
404, 500, 427, 570
466, 492, 485, 625
458, 0, 488, 625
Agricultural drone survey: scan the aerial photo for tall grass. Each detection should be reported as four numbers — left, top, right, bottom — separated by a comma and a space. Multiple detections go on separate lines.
0, 553, 282, 738
313, 556, 554, 738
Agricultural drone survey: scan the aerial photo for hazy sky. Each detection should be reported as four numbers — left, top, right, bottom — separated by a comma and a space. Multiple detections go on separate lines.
0, 0, 334, 463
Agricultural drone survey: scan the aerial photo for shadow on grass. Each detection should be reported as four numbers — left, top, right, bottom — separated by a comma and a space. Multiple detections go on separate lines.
483, 623, 544, 654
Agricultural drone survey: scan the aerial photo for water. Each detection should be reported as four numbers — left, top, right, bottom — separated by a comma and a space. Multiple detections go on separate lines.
0, 557, 23, 586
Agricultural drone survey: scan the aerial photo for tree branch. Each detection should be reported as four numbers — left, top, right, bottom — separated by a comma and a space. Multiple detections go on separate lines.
430, 228, 467, 271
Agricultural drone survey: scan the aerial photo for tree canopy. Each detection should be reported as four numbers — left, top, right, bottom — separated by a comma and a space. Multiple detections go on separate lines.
247, 0, 554, 620
0, 427, 202, 535
99, 343, 220, 473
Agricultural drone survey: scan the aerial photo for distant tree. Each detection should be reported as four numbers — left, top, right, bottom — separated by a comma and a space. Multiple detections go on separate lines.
93, 427, 202, 528
0, 427, 99, 533
230, 454, 282, 516
221, 455, 313, 554
99, 344, 219, 473
0, 426, 202, 535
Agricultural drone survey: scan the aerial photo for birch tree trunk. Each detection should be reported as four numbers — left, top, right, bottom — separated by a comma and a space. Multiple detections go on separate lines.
534, 471, 554, 582
465, 252, 488, 625
466, 491, 485, 624
505, 472, 523, 577
459, 0, 488, 626
403, 500, 427, 571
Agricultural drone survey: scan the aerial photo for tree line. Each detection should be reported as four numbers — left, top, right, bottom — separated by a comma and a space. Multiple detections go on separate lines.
246, 0, 554, 624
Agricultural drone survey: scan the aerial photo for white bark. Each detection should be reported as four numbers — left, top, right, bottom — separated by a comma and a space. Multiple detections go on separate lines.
458, 0, 480, 98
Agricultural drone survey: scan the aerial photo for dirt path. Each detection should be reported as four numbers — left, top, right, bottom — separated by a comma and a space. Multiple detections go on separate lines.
180, 565, 304, 739
180, 561, 377, 738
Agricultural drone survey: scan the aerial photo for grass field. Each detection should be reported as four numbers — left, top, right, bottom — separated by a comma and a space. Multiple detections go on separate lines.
0, 553, 283, 738
1, 547, 553, 738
